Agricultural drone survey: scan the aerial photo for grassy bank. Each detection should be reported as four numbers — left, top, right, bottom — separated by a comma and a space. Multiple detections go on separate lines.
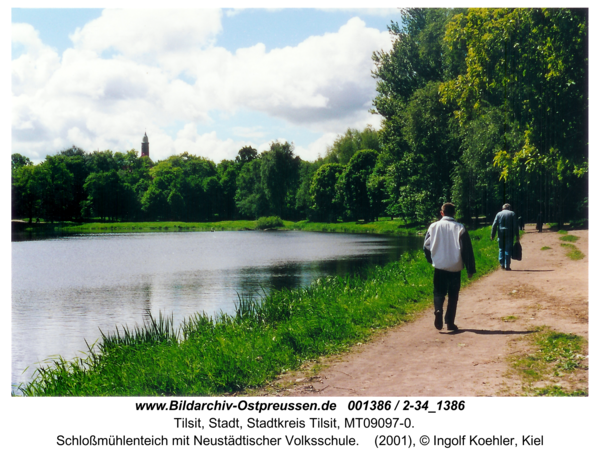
17, 217, 424, 236
291, 219, 425, 235
18, 226, 498, 396
59, 220, 259, 233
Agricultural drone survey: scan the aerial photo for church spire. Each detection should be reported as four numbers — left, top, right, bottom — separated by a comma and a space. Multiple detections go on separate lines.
141, 132, 149, 157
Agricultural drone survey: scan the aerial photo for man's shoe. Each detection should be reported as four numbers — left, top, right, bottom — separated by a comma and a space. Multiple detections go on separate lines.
505, 267, 511, 271
447, 324, 459, 332
434, 310, 443, 330
501, 265, 505, 270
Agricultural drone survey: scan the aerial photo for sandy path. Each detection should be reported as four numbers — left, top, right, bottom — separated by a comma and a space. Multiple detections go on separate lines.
279, 226, 588, 397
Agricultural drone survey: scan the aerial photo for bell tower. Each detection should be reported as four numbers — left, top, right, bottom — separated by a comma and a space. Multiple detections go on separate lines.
141, 132, 149, 157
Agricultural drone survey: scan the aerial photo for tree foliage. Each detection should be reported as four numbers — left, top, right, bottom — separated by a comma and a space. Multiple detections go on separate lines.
337, 149, 379, 222
324, 126, 381, 165
309, 163, 345, 222
372, 7, 587, 225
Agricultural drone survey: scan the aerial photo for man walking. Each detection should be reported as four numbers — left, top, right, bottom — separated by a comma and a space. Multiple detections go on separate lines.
536, 211, 544, 232
491, 203, 520, 271
423, 203, 476, 332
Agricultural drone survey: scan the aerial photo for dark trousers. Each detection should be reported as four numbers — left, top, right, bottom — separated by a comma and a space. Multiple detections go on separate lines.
433, 269, 461, 325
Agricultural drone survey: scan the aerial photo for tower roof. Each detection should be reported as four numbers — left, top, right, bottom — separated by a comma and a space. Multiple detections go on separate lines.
142, 132, 148, 143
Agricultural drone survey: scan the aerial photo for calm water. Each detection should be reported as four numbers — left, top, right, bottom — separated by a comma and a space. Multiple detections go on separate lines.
12, 230, 422, 389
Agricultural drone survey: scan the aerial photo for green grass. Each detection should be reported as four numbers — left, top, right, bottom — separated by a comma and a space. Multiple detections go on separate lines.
559, 234, 579, 242
291, 218, 425, 235
540, 246, 552, 251
532, 386, 587, 397
17, 226, 498, 396
510, 327, 588, 396
501, 315, 518, 322
560, 243, 585, 260
47, 218, 424, 236
557, 229, 568, 235
59, 220, 258, 233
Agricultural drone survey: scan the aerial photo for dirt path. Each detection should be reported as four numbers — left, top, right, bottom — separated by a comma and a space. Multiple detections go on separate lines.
273, 226, 588, 397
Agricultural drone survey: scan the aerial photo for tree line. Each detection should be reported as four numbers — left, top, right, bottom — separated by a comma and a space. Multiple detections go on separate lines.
12, 8, 588, 227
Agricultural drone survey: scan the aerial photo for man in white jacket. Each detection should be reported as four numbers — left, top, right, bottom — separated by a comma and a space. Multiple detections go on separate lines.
423, 203, 476, 332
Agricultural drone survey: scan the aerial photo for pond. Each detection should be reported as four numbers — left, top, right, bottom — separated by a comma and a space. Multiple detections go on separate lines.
12, 230, 423, 389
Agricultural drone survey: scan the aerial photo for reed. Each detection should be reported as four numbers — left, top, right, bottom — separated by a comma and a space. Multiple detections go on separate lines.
19, 226, 498, 396
99, 311, 180, 352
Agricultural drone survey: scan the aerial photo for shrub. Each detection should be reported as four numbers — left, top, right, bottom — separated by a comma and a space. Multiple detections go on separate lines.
255, 216, 284, 230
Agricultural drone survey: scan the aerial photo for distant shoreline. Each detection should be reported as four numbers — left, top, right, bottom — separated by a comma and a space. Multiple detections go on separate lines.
11, 219, 426, 238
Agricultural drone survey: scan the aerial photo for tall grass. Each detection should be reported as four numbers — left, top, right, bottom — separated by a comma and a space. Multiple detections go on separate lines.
19, 226, 498, 396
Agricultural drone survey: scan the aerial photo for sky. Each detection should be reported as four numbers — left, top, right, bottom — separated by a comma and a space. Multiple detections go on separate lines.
11, 6, 405, 164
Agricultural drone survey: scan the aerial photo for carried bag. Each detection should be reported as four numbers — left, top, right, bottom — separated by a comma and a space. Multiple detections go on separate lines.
513, 241, 522, 261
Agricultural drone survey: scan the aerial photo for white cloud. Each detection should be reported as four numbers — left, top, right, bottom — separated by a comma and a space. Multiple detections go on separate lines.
183, 17, 392, 128
12, 23, 61, 97
318, 8, 402, 17
12, 11, 392, 163
69, 9, 223, 57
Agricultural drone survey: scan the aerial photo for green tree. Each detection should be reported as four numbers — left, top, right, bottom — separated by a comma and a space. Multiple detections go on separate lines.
12, 165, 42, 222
260, 141, 301, 219
295, 159, 325, 220
337, 149, 378, 221
37, 156, 74, 222
235, 142, 301, 220
203, 176, 222, 220
85, 150, 119, 174
83, 170, 134, 221
309, 163, 345, 222
217, 159, 241, 220
325, 126, 381, 165
450, 107, 519, 225
440, 8, 588, 225
54, 148, 89, 221
235, 159, 268, 219
372, 9, 464, 224
11, 153, 32, 172
235, 145, 258, 165
141, 153, 217, 221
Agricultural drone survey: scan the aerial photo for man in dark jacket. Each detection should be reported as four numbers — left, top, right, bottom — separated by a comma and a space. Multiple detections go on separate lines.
536, 211, 543, 232
491, 204, 520, 271
423, 203, 476, 332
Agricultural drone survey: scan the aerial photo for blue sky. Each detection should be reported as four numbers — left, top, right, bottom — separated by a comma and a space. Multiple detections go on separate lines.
11, 7, 403, 163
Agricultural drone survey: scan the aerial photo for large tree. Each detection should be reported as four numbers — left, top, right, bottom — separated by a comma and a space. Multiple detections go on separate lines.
440, 8, 588, 224
337, 149, 379, 222
12, 164, 42, 222
36, 156, 74, 222
324, 126, 381, 165
83, 170, 135, 221
372, 9, 464, 223
235, 159, 268, 219
141, 153, 217, 221
235, 141, 301, 219
309, 163, 345, 222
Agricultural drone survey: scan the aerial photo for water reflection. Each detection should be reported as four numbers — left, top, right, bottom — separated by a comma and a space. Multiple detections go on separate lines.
12, 230, 422, 389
